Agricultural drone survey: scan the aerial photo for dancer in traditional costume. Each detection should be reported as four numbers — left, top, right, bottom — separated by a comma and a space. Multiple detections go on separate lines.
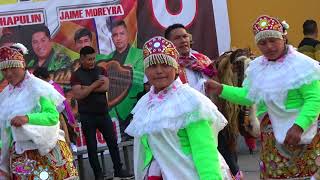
206, 15, 320, 179
126, 36, 232, 180
165, 23, 243, 179
0, 44, 78, 179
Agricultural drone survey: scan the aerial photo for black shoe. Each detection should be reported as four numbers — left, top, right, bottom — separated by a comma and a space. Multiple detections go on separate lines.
114, 169, 134, 179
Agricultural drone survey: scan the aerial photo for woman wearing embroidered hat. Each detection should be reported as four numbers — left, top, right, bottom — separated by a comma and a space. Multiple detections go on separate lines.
0, 44, 78, 179
125, 36, 233, 180
206, 15, 320, 179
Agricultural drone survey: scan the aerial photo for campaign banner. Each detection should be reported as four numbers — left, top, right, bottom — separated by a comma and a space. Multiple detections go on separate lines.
0, 0, 230, 151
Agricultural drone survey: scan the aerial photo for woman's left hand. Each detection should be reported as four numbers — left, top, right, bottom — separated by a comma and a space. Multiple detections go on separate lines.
11, 116, 29, 127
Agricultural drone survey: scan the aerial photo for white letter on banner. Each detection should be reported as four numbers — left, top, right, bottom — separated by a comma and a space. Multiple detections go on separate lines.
151, 0, 197, 28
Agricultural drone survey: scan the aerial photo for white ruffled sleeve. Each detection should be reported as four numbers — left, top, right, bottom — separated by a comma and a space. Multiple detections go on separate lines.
0, 126, 11, 174
126, 80, 228, 137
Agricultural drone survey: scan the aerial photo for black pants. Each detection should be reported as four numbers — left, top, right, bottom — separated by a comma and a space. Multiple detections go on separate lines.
218, 128, 239, 175
119, 115, 132, 134
80, 113, 122, 178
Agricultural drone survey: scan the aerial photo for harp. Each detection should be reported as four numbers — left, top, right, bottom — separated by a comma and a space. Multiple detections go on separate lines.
97, 60, 133, 108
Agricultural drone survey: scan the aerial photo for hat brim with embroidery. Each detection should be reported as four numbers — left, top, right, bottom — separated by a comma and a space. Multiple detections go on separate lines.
0, 43, 28, 70
143, 36, 179, 70
253, 15, 285, 43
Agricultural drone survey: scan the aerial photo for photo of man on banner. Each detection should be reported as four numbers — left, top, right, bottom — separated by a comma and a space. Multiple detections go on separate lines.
97, 20, 144, 141
27, 24, 72, 71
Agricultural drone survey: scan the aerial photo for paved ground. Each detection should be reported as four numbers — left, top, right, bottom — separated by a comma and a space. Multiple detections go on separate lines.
238, 136, 260, 180
76, 147, 134, 180
76, 137, 261, 179
238, 150, 260, 180
237, 137, 261, 180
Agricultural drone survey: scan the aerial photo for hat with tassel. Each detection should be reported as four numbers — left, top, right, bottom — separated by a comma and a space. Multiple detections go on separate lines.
143, 36, 179, 70
0, 43, 28, 70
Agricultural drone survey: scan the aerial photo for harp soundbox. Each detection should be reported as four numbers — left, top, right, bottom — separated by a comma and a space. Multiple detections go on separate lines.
97, 60, 133, 108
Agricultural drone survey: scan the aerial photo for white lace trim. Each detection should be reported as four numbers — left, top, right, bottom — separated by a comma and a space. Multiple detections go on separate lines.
244, 45, 320, 107
125, 78, 227, 137
0, 71, 65, 128
0, 71, 65, 170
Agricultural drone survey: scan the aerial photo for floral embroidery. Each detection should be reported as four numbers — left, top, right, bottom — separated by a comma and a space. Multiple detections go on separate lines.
33, 166, 53, 180
147, 79, 179, 110
12, 159, 36, 175
11, 141, 78, 180
260, 115, 320, 179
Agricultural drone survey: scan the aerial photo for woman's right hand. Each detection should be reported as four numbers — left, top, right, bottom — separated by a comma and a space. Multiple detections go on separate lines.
11, 116, 29, 127
204, 79, 223, 96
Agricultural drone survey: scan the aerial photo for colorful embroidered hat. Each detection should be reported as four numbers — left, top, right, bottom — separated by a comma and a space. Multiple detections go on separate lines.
143, 36, 179, 70
0, 43, 28, 70
252, 15, 285, 43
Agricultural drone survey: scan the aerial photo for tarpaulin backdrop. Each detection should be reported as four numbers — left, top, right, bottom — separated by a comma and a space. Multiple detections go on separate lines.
0, 0, 230, 150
